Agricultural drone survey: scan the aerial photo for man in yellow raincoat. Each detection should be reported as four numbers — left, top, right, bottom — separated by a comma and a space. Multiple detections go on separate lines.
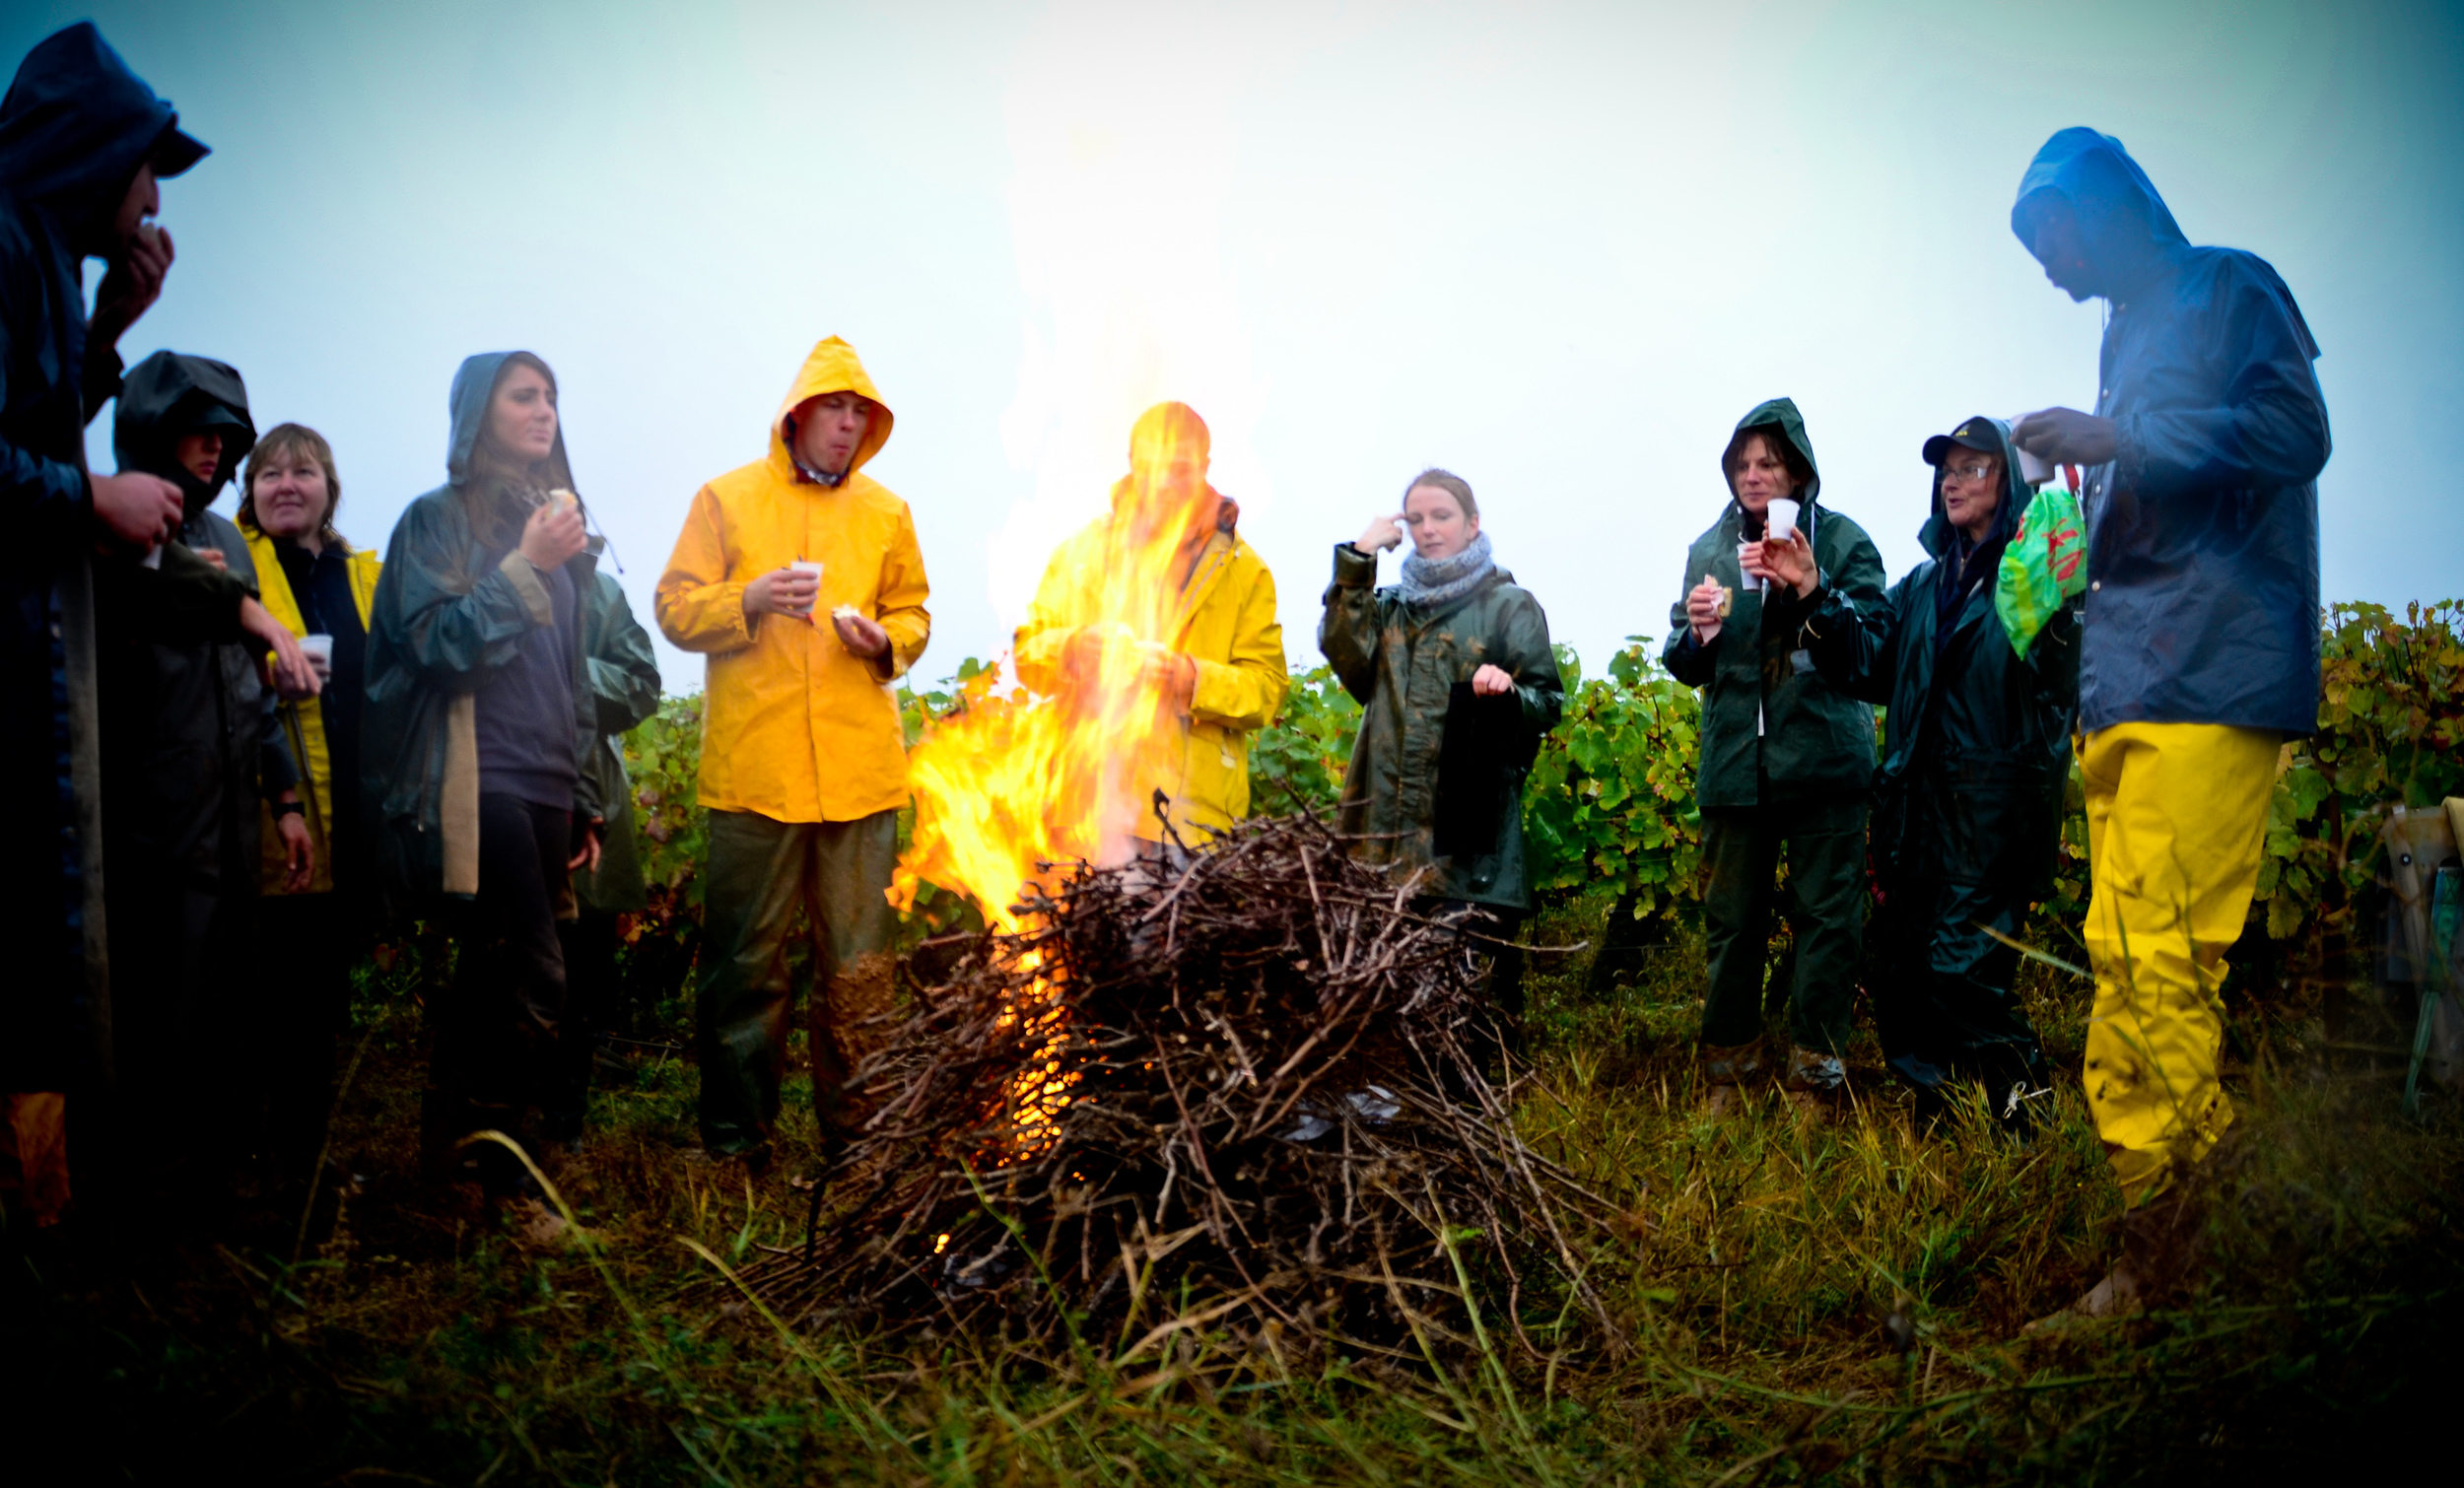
656, 337, 929, 1173
1014, 402, 1287, 853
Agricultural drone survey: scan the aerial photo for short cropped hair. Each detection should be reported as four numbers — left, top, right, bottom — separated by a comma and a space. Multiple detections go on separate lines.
239, 422, 349, 553
1403, 467, 1476, 520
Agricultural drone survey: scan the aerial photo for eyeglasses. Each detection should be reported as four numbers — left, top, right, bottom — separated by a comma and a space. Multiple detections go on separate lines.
1941, 460, 1998, 483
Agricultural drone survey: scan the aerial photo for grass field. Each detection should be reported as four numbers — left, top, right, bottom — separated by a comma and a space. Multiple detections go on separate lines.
8, 891, 2457, 1485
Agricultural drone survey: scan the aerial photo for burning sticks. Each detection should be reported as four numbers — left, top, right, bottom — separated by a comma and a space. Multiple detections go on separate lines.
743, 814, 1613, 1368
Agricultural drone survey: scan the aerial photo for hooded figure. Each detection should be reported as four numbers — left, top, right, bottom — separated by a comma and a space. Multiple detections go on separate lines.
102, 352, 294, 899
91, 352, 311, 1196
656, 336, 929, 1171
1014, 401, 1289, 849
2010, 130, 2330, 1310
1662, 399, 1887, 1109
0, 24, 209, 1144
364, 352, 602, 1198
1791, 417, 2079, 1127
2010, 128, 2326, 738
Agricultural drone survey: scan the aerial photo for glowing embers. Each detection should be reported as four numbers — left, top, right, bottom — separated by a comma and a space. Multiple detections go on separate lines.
994, 950, 1081, 1160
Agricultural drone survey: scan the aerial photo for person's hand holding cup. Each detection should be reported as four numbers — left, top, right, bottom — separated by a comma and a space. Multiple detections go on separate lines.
744, 560, 821, 620
1736, 538, 1769, 591
300, 633, 335, 683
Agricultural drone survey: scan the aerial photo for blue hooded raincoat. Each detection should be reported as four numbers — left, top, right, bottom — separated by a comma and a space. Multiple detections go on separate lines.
2011, 128, 2329, 738
0, 24, 209, 1089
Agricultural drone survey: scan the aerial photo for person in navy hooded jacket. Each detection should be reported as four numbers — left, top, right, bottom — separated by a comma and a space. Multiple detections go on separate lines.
2010, 128, 2329, 1319
0, 22, 212, 1230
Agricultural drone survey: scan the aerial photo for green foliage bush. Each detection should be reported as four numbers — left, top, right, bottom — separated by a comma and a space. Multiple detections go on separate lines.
607, 600, 2463, 997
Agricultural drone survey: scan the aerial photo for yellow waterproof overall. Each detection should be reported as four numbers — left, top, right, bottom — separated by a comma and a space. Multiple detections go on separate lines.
2079, 722, 2279, 1205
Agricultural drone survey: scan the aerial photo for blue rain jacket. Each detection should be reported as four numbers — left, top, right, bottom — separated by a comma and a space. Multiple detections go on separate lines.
2012, 128, 2329, 737
0, 24, 208, 1088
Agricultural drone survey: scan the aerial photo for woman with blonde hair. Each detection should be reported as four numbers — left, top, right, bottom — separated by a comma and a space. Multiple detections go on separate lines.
236, 422, 381, 1190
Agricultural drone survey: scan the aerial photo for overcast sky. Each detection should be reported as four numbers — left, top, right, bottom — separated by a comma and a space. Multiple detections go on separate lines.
24, 0, 2460, 692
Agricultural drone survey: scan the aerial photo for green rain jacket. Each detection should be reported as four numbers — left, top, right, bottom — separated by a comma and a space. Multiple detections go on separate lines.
1797, 417, 2080, 898
1320, 542, 1565, 912
1661, 399, 1886, 810
363, 353, 602, 913
573, 567, 661, 915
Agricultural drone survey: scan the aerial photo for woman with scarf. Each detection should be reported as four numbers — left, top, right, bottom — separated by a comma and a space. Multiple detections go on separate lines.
363, 352, 600, 1231
1761, 417, 2077, 1133
1320, 469, 1564, 1040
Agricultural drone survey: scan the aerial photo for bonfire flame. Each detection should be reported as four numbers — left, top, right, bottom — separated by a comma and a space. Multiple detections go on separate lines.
892, 403, 1223, 1153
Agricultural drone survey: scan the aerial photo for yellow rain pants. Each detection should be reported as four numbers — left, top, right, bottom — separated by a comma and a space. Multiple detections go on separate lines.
2079, 721, 2280, 1206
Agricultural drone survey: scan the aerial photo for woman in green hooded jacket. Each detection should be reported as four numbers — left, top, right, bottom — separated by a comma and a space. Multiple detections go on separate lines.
363, 351, 602, 1216
1662, 399, 1887, 1112
1320, 469, 1563, 1026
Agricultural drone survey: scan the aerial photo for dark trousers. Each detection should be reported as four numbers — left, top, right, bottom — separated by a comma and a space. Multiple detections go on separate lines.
422, 793, 570, 1192
546, 910, 620, 1145
1874, 770, 2057, 1124
1873, 871, 2050, 1119
250, 890, 371, 1185
1699, 794, 1868, 1054
103, 846, 255, 1213
696, 808, 899, 1157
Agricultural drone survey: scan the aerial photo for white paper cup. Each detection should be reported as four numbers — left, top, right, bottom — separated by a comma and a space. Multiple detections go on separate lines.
788, 559, 823, 614
1767, 498, 1800, 541
1736, 540, 1763, 592
300, 634, 334, 677
2014, 441, 2054, 488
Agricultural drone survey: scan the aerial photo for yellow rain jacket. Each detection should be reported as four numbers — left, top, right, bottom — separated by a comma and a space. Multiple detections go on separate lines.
244, 527, 381, 895
1014, 500, 1287, 845
656, 337, 930, 823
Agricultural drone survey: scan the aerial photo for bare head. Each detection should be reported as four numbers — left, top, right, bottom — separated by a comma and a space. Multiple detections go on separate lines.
241, 423, 343, 551
1401, 468, 1479, 560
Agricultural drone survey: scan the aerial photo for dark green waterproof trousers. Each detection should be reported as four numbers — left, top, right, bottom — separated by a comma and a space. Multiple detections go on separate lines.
1699, 793, 1867, 1055
697, 808, 900, 1158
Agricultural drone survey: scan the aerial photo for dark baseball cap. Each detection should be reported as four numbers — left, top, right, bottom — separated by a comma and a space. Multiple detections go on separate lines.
1921, 416, 2002, 466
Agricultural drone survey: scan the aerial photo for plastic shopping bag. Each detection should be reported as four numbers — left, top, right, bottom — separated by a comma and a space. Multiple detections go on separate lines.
1995, 472, 2087, 657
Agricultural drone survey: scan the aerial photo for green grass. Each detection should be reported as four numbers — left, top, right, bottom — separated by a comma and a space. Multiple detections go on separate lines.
6, 892, 2456, 1485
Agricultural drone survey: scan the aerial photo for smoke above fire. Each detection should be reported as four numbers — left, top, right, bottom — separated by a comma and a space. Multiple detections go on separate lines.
987, 2, 1277, 641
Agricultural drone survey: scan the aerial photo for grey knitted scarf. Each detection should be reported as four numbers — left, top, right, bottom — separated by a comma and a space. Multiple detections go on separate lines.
1399, 530, 1496, 611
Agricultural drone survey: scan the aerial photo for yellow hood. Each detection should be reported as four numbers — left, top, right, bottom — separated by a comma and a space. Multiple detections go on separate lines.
768, 336, 894, 480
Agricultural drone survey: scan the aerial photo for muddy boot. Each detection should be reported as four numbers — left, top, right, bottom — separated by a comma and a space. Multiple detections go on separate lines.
2027, 1181, 2208, 1331
1782, 1046, 1847, 1122
1700, 1041, 1762, 1116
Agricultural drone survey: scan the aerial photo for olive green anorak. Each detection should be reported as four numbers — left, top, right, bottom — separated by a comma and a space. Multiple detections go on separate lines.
1319, 542, 1564, 912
